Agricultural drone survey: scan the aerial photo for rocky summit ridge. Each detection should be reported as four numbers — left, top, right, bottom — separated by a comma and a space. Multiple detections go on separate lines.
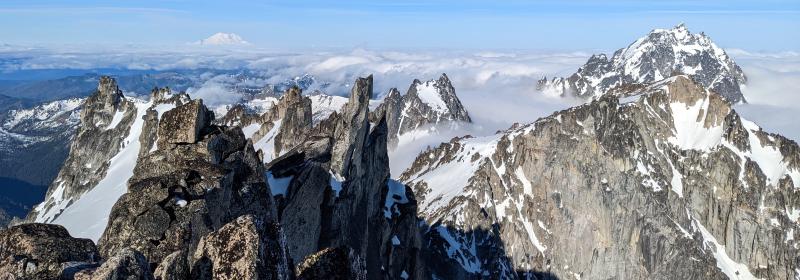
2, 75, 433, 279
538, 23, 748, 103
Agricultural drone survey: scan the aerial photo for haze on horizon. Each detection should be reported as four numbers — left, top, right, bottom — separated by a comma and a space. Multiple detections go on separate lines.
0, 0, 798, 52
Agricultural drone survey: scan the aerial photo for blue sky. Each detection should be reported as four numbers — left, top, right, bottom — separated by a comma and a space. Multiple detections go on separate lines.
0, 0, 798, 51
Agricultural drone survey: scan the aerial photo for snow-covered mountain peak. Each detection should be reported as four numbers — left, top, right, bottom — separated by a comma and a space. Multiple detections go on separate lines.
372, 73, 471, 146
197, 32, 249, 45
538, 24, 747, 103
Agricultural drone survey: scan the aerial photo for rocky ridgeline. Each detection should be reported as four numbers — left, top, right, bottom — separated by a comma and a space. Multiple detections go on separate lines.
22, 80, 193, 240
538, 24, 748, 103
25, 77, 138, 224
402, 76, 799, 279
372, 73, 471, 146
266, 75, 425, 279
1, 76, 431, 279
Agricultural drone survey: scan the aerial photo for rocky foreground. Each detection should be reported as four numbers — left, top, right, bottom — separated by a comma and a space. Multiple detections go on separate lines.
0, 76, 432, 279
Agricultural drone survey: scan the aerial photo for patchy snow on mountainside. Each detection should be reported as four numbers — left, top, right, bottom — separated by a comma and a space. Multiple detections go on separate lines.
404, 134, 500, 214
402, 76, 799, 279
414, 80, 450, 115
3, 98, 82, 130
308, 94, 347, 124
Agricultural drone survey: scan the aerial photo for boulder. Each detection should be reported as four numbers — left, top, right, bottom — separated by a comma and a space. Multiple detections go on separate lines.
0, 223, 99, 279
74, 248, 153, 280
191, 215, 287, 280
157, 100, 212, 145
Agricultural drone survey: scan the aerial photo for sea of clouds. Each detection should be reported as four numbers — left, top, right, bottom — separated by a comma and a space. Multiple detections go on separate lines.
1, 45, 798, 174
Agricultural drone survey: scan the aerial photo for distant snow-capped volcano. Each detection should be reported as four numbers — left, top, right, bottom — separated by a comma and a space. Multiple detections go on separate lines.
196, 32, 249, 45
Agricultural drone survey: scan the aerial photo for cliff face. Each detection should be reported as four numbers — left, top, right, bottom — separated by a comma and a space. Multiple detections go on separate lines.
268, 75, 427, 279
403, 76, 798, 279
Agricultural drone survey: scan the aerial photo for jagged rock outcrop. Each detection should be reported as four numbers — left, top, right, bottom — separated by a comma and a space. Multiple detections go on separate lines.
330, 76, 373, 176
222, 86, 313, 163
0, 223, 99, 279
271, 86, 313, 156
74, 248, 154, 280
537, 24, 748, 103
295, 247, 366, 280
156, 99, 211, 145
403, 76, 798, 279
372, 74, 471, 146
96, 99, 290, 277
26, 77, 137, 224
266, 76, 427, 279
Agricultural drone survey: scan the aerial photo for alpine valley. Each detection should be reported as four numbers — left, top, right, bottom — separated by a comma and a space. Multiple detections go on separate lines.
0, 24, 797, 280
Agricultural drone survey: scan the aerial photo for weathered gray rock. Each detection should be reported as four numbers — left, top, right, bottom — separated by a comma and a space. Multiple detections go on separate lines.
153, 250, 188, 280
97, 99, 288, 277
295, 247, 365, 280
156, 99, 212, 145
191, 215, 286, 280
271, 86, 312, 156
0, 223, 99, 280
74, 248, 153, 280
224, 86, 313, 163
269, 76, 428, 279
330, 75, 372, 176
403, 76, 798, 279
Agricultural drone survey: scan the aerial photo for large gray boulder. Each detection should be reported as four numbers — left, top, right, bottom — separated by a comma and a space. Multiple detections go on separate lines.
74, 248, 153, 280
0, 223, 99, 279
191, 215, 286, 280
156, 99, 212, 145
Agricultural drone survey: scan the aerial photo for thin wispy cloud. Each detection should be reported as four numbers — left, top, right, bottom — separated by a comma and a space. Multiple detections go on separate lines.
0, 6, 187, 15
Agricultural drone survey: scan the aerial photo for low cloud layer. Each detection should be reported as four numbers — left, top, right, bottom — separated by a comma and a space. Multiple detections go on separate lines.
729, 50, 800, 141
1, 45, 797, 150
